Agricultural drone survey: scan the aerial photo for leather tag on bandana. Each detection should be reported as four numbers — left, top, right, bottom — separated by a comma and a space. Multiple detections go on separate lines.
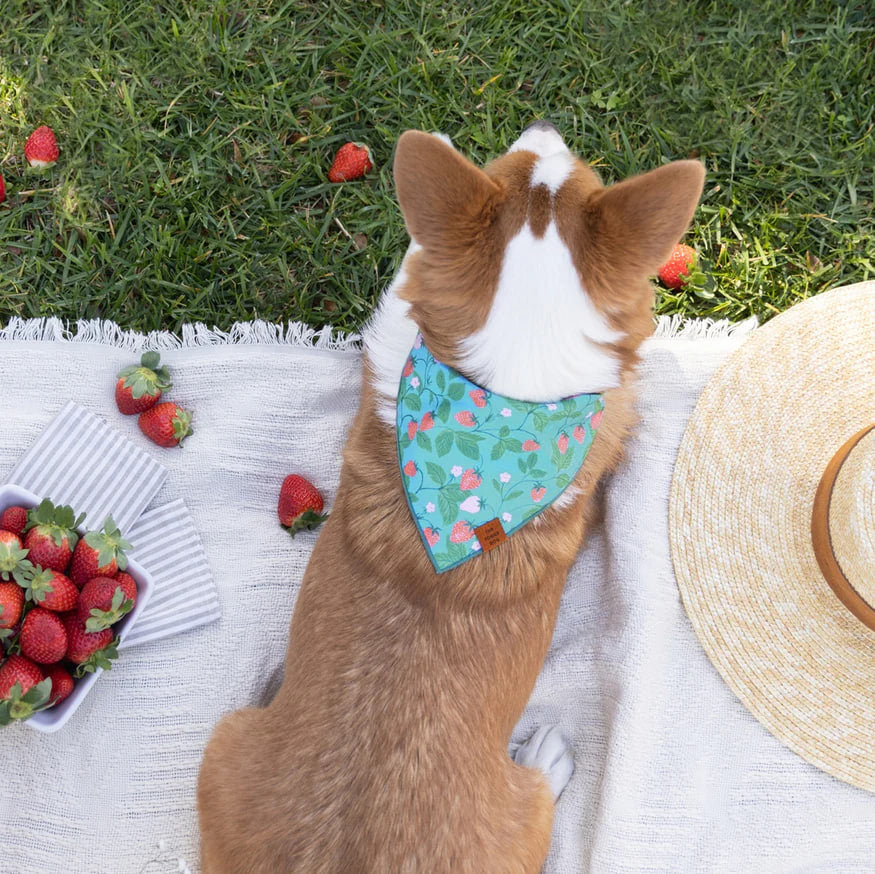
475, 518, 507, 552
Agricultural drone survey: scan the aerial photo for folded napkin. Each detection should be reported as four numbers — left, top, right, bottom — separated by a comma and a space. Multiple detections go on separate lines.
5, 401, 220, 645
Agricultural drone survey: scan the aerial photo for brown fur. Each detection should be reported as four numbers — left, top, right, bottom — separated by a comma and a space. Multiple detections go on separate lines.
198, 129, 704, 873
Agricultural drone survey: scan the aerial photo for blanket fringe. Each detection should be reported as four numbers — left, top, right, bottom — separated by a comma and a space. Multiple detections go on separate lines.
0, 315, 755, 351
0, 317, 361, 352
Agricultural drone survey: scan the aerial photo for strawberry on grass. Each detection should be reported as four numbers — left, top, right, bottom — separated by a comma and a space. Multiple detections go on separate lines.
328, 142, 373, 182
0, 655, 51, 725
0, 172, 5, 205
115, 351, 172, 415
138, 401, 193, 447
278, 474, 329, 537
70, 515, 131, 587
23, 499, 85, 572
24, 125, 59, 169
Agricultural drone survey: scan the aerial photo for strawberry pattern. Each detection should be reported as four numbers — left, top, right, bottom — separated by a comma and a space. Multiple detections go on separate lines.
397, 335, 605, 573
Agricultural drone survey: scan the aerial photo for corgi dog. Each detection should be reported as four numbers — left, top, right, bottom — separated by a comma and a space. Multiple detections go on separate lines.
197, 122, 704, 873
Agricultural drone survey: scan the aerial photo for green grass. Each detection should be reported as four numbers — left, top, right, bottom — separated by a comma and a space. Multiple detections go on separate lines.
0, 0, 873, 333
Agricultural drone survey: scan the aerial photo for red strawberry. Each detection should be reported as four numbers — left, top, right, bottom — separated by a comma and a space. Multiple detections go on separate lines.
0, 654, 52, 725
23, 499, 84, 573
657, 243, 697, 290
403, 460, 417, 477
460, 469, 482, 491
277, 474, 329, 537
115, 351, 172, 415
44, 664, 74, 705
0, 582, 24, 629
522, 440, 540, 452
0, 530, 31, 585
531, 487, 547, 502
69, 516, 131, 586
0, 506, 28, 536
327, 142, 373, 183
419, 412, 434, 431
573, 425, 586, 444
24, 125, 60, 168
590, 410, 603, 429
557, 433, 569, 455
450, 521, 474, 543
0, 172, 5, 204
423, 527, 440, 548
0, 654, 44, 698
402, 357, 414, 378
407, 421, 418, 440
61, 613, 117, 676
77, 577, 133, 631
454, 411, 476, 428
469, 389, 487, 408
20, 608, 68, 664
26, 568, 78, 611
113, 571, 138, 608
138, 402, 193, 447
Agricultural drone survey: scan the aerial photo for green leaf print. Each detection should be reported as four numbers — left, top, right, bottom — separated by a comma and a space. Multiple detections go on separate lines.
415, 431, 432, 451
447, 542, 469, 563
447, 382, 465, 401
556, 473, 571, 490
438, 492, 457, 524
406, 392, 421, 412
436, 398, 451, 422
530, 468, 547, 478
505, 490, 523, 501
490, 442, 506, 461
504, 438, 522, 453
435, 430, 454, 457
409, 491, 419, 503
499, 425, 511, 438
435, 369, 446, 391
532, 411, 549, 431
399, 434, 412, 451
518, 458, 528, 473
526, 454, 537, 471
426, 462, 447, 485
455, 432, 481, 461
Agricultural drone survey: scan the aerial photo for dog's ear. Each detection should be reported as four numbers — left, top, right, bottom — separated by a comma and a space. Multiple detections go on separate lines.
588, 160, 705, 275
393, 130, 503, 251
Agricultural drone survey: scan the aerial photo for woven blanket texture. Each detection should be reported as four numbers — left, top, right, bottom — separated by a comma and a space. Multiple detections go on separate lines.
0, 316, 873, 874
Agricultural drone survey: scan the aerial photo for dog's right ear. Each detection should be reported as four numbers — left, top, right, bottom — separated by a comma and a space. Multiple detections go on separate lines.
393, 130, 503, 251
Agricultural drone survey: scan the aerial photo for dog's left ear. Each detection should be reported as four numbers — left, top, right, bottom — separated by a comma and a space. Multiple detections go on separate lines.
393, 130, 504, 251
588, 160, 706, 275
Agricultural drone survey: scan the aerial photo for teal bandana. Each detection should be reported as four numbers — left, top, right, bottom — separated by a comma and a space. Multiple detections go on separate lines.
396, 335, 604, 573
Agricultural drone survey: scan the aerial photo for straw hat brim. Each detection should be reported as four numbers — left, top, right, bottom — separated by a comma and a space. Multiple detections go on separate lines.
670, 281, 875, 791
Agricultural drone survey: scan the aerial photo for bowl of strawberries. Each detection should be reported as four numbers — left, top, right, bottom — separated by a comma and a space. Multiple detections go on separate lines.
0, 484, 153, 732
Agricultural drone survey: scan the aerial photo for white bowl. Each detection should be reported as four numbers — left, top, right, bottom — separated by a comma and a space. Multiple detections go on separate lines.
0, 483, 153, 732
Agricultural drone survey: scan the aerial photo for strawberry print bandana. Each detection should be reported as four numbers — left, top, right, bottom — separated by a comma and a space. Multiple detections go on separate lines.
397, 335, 604, 573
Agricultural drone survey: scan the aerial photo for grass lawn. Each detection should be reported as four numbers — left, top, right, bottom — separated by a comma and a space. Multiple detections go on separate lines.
0, 0, 873, 334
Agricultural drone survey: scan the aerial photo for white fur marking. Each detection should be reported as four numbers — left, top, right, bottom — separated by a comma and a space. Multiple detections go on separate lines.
508, 127, 569, 159
458, 222, 623, 401
512, 725, 575, 801
531, 152, 575, 193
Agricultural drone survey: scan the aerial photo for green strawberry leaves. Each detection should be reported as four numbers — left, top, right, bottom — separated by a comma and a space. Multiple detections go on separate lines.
24, 498, 86, 548
0, 678, 52, 726
282, 509, 329, 538
117, 351, 173, 400
18, 566, 54, 603
83, 515, 132, 571
0, 541, 33, 586
73, 637, 120, 678
85, 587, 133, 632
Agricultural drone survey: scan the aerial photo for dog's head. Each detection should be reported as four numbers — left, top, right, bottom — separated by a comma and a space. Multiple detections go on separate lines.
392, 123, 705, 401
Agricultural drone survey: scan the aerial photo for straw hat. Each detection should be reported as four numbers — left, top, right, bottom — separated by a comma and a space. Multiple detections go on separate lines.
669, 280, 875, 791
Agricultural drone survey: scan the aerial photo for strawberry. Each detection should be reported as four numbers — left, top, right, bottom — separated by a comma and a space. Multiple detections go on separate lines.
522, 440, 540, 452
450, 521, 474, 543
460, 469, 482, 491
113, 571, 138, 608
402, 357, 414, 378
26, 568, 78, 611
419, 412, 434, 431
24, 125, 60, 169
0, 655, 51, 725
278, 474, 328, 537
469, 389, 487, 408
590, 410, 603, 429
77, 577, 133, 631
557, 433, 569, 455
20, 608, 68, 664
327, 142, 373, 183
423, 527, 440, 548
573, 424, 586, 444
657, 243, 697, 290
138, 401, 193, 447
0, 582, 25, 630
407, 421, 418, 440
70, 516, 131, 586
0, 506, 28, 537
61, 613, 117, 676
23, 499, 85, 572
0, 172, 5, 204
44, 664, 74, 705
454, 411, 476, 428
403, 460, 417, 477
0, 530, 32, 585
115, 351, 172, 415
531, 487, 547, 503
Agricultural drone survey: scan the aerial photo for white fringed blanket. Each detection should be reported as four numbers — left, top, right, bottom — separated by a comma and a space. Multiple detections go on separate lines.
1, 315, 873, 874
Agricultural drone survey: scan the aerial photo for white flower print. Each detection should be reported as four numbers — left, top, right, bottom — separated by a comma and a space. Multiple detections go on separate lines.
500, 407, 512, 417
451, 465, 463, 477
459, 495, 481, 513
410, 376, 420, 388
502, 512, 512, 524
499, 472, 511, 483
413, 334, 423, 348
471, 541, 481, 552
425, 502, 436, 513
546, 403, 558, 410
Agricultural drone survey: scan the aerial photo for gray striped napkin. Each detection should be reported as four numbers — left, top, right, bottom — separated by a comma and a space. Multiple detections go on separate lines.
5, 401, 220, 645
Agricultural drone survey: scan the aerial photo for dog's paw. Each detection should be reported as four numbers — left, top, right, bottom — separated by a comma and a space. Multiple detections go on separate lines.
511, 725, 574, 801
